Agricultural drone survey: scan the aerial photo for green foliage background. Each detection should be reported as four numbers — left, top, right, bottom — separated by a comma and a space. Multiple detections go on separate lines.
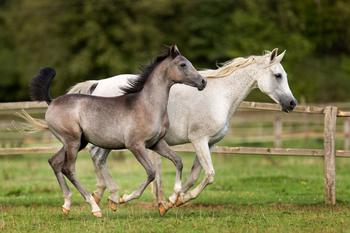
0, 0, 349, 103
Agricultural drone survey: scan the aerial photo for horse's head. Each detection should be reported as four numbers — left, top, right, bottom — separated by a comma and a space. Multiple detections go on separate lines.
166, 45, 207, 91
256, 48, 297, 112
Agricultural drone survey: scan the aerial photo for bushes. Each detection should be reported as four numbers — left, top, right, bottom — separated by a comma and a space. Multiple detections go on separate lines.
0, 0, 349, 102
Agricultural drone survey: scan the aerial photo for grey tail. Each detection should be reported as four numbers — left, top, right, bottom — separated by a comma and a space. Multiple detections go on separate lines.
29, 67, 56, 105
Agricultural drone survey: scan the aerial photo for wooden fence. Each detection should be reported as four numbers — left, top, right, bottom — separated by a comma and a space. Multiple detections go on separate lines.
1, 101, 350, 205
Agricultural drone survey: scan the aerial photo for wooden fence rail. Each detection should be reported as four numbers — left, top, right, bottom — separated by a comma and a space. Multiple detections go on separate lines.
2, 100, 350, 116
1, 100, 350, 205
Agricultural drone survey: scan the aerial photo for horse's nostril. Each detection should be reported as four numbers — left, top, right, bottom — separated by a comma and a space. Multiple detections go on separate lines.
201, 79, 207, 86
290, 100, 296, 108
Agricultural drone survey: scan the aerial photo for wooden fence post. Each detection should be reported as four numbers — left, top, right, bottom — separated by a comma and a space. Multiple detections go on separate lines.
323, 106, 337, 205
344, 118, 350, 151
274, 116, 282, 148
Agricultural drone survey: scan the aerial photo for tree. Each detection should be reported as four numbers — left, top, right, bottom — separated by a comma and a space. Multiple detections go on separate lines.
0, 0, 350, 102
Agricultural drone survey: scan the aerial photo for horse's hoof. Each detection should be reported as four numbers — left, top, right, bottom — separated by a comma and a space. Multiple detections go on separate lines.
92, 192, 101, 204
158, 202, 173, 217
108, 199, 118, 211
158, 202, 168, 217
92, 211, 102, 218
62, 207, 70, 215
119, 196, 125, 204
175, 196, 184, 207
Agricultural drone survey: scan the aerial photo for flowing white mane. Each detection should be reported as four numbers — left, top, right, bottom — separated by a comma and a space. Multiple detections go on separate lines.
200, 52, 272, 79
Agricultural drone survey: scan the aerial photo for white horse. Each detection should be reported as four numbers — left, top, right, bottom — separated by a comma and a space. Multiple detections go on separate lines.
68, 49, 297, 213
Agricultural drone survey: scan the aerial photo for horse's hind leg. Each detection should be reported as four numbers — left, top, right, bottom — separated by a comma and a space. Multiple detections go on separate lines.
119, 143, 155, 204
150, 151, 164, 205
48, 147, 72, 215
181, 156, 201, 193
62, 140, 102, 217
150, 139, 183, 216
90, 146, 120, 211
90, 146, 107, 202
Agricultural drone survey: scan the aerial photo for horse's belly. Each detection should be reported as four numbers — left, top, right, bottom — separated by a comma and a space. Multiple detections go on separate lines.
164, 123, 189, 146
209, 123, 229, 145
164, 132, 188, 146
83, 128, 125, 149
89, 136, 125, 150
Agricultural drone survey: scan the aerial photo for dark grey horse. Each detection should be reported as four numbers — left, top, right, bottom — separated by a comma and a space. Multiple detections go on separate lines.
29, 45, 206, 217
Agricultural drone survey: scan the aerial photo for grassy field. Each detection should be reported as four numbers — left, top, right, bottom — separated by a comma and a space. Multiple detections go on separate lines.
2, 146, 350, 232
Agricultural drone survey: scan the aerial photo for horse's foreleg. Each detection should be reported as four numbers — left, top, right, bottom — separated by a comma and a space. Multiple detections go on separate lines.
151, 139, 183, 216
48, 147, 72, 215
150, 151, 164, 205
119, 144, 155, 204
63, 141, 102, 217
175, 139, 214, 207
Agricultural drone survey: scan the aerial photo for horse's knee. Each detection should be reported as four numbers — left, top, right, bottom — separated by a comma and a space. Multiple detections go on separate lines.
174, 157, 183, 171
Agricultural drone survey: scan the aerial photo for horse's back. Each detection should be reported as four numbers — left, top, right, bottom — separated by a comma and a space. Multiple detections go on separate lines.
92, 74, 138, 97
46, 94, 131, 148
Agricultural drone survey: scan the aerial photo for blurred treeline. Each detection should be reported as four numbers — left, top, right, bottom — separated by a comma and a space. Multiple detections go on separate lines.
0, 0, 349, 103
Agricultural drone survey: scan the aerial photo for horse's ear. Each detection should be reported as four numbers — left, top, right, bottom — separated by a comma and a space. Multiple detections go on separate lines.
275, 50, 286, 63
270, 48, 278, 62
169, 44, 181, 58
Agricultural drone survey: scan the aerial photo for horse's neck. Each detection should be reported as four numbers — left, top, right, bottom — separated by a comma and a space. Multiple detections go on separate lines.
218, 67, 257, 120
140, 71, 172, 116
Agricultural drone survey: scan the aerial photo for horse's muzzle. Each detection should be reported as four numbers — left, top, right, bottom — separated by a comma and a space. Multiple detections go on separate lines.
197, 78, 207, 91
281, 99, 297, 113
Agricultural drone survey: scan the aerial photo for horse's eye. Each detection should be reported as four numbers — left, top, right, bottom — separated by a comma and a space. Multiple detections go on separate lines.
274, 73, 282, 79
180, 63, 187, 68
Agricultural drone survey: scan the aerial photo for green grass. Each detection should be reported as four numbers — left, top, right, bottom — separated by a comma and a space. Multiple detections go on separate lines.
2, 148, 350, 232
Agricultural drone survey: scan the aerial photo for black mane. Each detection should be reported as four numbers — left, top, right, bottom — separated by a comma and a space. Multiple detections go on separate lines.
121, 51, 170, 94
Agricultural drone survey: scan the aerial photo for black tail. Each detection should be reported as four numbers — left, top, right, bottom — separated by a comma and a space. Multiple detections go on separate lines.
29, 67, 56, 105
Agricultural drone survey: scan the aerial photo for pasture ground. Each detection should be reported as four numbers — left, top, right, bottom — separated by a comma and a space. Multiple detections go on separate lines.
1, 140, 350, 232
